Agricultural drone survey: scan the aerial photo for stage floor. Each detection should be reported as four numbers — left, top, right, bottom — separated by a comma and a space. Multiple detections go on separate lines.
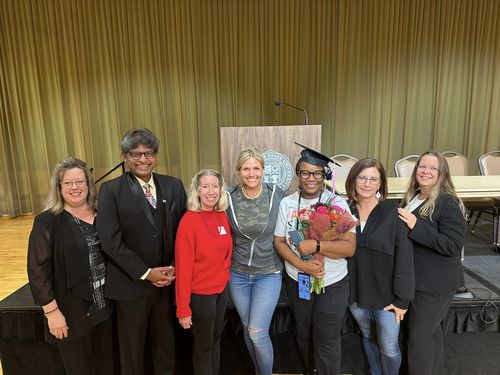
463, 256, 500, 299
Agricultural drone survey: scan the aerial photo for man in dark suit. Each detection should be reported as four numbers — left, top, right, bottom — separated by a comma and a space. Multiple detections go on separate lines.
97, 128, 186, 375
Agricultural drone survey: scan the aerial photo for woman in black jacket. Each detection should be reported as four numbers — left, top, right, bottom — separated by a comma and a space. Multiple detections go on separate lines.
346, 158, 414, 375
27, 158, 114, 375
398, 151, 466, 375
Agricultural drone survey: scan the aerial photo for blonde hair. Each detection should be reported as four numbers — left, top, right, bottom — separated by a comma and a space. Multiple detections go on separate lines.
236, 147, 265, 171
187, 169, 228, 212
402, 150, 466, 219
45, 157, 97, 214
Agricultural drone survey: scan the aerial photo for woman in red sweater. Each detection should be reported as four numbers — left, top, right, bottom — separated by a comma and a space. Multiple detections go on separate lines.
175, 169, 233, 375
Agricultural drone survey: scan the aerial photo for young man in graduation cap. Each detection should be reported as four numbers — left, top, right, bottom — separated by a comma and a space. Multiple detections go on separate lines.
274, 143, 356, 375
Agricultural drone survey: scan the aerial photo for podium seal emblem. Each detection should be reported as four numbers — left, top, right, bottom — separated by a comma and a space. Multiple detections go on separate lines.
262, 150, 293, 191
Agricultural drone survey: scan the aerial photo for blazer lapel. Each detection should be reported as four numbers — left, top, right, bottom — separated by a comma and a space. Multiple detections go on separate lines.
349, 201, 381, 241
154, 174, 170, 232
126, 172, 158, 230
154, 175, 174, 264
362, 203, 383, 238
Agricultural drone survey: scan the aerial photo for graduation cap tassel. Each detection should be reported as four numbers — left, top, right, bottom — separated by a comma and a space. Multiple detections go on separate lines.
331, 163, 336, 198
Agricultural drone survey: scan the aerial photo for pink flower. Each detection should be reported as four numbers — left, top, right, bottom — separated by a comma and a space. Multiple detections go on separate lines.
296, 197, 358, 295
308, 213, 330, 239
316, 205, 329, 214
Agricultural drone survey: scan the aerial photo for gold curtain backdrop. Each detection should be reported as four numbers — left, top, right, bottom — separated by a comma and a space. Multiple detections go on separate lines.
1, 0, 499, 216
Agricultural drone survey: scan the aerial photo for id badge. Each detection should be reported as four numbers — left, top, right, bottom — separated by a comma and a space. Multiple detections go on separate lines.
297, 272, 311, 300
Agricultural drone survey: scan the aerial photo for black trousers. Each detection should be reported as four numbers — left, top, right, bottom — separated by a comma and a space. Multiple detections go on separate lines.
57, 316, 115, 375
115, 286, 175, 375
190, 289, 229, 375
284, 273, 349, 375
406, 290, 454, 375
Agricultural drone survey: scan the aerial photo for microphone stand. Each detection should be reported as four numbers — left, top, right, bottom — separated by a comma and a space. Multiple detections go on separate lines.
274, 99, 309, 125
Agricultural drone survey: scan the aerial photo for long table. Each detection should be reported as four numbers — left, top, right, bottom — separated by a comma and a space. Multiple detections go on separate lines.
330, 175, 500, 248
331, 175, 500, 199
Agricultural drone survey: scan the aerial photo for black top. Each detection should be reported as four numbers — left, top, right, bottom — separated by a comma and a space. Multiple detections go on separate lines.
27, 210, 112, 342
348, 200, 415, 309
408, 193, 465, 295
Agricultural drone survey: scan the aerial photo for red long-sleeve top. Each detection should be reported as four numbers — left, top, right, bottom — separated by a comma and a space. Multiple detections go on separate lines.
175, 210, 233, 318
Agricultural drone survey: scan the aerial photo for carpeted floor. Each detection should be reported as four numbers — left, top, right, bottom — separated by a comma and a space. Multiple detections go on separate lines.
458, 214, 500, 301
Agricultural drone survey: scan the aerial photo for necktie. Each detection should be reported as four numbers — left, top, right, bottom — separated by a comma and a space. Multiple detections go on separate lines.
143, 184, 157, 208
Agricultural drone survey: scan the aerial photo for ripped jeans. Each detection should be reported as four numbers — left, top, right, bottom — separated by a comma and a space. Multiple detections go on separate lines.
228, 269, 282, 375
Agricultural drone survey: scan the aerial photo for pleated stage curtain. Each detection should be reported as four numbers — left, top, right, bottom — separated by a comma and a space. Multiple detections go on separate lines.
1, 0, 499, 216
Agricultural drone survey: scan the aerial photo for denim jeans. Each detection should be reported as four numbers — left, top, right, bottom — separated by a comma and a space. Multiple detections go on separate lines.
349, 303, 401, 375
228, 269, 282, 375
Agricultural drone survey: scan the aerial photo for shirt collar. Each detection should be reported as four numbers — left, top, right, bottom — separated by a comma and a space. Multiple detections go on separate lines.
134, 174, 157, 195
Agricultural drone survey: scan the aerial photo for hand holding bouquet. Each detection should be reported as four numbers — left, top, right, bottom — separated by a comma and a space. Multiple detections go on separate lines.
296, 198, 358, 294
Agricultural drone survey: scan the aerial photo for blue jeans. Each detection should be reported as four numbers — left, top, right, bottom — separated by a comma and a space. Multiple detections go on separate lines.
349, 303, 401, 375
228, 269, 282, 375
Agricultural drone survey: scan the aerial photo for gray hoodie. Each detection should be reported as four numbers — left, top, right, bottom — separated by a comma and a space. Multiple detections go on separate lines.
226, 183, 285, 274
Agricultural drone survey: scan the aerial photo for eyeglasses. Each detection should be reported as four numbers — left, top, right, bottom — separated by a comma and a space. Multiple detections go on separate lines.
298, 170, 325, 180
60, 179, 87, 188
356, 176, 380, 185
417, 165, 438, 172
128, 151, 157, 160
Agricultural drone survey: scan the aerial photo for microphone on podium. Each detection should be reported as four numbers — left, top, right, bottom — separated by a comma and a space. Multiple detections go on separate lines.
274, 99, 309, 125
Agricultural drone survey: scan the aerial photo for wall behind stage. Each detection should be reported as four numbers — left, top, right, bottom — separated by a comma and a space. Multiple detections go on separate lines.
1, 0, 499, 216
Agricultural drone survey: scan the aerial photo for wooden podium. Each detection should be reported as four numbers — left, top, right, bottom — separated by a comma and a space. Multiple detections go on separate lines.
220, 125, 321, 193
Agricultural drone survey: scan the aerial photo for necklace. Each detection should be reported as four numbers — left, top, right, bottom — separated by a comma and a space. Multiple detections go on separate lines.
64, 205, 95, 224
242, 184, 262, 199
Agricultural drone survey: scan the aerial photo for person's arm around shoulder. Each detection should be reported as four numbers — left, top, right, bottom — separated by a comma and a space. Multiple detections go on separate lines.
401, 195, 465, 257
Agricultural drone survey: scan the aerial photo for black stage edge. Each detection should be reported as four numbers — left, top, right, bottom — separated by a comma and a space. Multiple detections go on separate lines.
1, 283, 500, 375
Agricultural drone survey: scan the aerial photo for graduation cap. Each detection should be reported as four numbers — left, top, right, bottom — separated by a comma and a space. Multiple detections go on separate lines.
294, 142, 341, 167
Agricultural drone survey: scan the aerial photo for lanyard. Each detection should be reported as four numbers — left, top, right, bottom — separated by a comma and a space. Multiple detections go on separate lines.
295, 189, 324, 230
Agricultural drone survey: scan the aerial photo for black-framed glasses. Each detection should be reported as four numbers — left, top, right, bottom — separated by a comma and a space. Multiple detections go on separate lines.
356, 176, 380, 185
298, 170, 325, 180
128, 151, 157, 160
60, 179, 87, 188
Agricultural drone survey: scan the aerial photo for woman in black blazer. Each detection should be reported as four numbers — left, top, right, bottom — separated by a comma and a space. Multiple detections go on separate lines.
27, 158, 114, 375
397, 151, 466, 375
346, 158, 414, 375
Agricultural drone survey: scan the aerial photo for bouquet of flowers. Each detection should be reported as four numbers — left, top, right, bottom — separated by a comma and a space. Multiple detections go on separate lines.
296, 198, 358, 294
